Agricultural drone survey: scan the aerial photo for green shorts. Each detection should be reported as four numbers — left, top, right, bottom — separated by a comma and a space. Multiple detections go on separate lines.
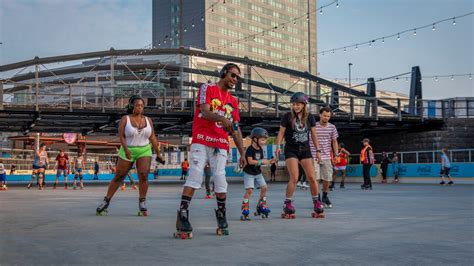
118, 144, 152, 162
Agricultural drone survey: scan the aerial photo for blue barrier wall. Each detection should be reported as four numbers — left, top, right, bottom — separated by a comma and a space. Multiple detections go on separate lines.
6, 163, 473, 182
6, 166, 244, 182
343, 163, 474, 178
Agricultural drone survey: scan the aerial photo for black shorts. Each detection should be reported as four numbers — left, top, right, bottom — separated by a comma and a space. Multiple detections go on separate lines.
284, 145, 313, 161
440, 167, 450, 176
182, 170, 188, 175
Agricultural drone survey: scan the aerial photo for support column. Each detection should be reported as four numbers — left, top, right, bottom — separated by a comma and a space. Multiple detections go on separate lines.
409, 66, 422, 116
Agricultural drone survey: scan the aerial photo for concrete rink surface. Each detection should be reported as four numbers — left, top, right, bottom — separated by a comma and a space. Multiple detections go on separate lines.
0, 183, 473, 265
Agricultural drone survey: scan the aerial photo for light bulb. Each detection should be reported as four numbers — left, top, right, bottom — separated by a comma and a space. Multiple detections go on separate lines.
397, 34, 400, 40
432, 24, 436, 31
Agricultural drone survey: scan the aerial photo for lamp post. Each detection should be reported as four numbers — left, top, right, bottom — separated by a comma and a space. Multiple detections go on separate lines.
348, 63, 353, 88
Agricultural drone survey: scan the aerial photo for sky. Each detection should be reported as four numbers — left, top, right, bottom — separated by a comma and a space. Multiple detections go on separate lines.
0, 0, 473, 99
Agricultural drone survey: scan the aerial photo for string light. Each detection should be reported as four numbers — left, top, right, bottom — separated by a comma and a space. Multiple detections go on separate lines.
469, 74, 472, 80
397, 33, 400, 40
413, 29, 417, 36
435, 76, 438, 81
432, 23, 436, 31
382, 37, 385, 44
336, 1, 339, 8
451, 75, 454, 80
320, 8, 323, 15
452, 17, 456, 25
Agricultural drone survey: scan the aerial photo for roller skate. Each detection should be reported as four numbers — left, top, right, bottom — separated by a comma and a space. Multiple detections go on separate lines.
311, 199, 325, 218
64, 183, 68, 190
254, 197, 271, 219
301, 181, 309, 190
448, 181, 454, 185
329, 182, 335, 191
2, 184, 7, 190
80, 185, 85, 190
296, 181, 302, 189
96, 197, 110, 216
393, 178, 399, 183
240, 200, 251, 221
73, 185, 77, 190
53, 183, 57, 190
215, 208, 229, 236
174, 209, 193, 239
137, 198, 148, 216
27, 183, 32, 190
132, 185, 137, 190
340, 182, 345, 189
439, 181, 445, 185
281, 199, 296, 219
322, 195, 332, 208
204, 191, 213, 199
121, 184, 126, 190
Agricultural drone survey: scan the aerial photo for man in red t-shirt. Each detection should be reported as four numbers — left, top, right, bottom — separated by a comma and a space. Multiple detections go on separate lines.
54, 149, 69, 189
175, 63, 246, 238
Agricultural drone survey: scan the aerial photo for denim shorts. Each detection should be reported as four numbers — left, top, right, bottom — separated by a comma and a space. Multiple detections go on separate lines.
243, 173, 267, 189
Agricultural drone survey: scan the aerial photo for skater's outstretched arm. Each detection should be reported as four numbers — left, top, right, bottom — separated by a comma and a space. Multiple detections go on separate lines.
147, 117, 164, 161
310, 127, 322, 162
118, 116, 132, 160
231, 125, 246, 168
332, 138, 339, 159
275, 126, 285, 156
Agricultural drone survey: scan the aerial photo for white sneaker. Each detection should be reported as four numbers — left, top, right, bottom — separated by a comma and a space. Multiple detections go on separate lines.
302, 182, 309, 188
296, 181, 302, 187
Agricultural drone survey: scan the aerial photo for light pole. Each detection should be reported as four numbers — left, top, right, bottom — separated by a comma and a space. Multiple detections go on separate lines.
348, 63, 353, 88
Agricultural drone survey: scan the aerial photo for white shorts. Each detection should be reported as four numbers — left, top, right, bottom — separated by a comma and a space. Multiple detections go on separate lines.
184, 143, 228, 193
315, 159, 333, 181
334, 166, 347, 171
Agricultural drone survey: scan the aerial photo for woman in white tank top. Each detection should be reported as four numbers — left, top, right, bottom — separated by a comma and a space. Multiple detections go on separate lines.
96, 95, 165, 216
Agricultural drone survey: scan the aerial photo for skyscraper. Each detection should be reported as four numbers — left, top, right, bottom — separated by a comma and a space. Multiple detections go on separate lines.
152, 0, 317, 75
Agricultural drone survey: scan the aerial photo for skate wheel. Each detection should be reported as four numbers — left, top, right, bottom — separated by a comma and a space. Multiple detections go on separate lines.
290, 214, 296, 219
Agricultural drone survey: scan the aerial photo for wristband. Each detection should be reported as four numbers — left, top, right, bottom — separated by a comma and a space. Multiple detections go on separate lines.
257, 160, 263, 166
316, 149, 321, 153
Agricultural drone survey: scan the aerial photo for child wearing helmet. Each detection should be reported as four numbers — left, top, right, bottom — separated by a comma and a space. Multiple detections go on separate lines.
240, 127, 274, 220
275, 92, 325, 219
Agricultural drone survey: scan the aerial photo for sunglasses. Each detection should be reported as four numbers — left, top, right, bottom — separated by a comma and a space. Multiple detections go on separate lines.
229, 72, 241, 80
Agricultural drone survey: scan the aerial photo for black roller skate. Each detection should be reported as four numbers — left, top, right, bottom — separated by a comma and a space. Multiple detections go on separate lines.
340, 182, 345, 189
311, 199, 325, 218
254, 197, 271, 219
174, 209, 193, 239
215, 208, 229, 236
240, 200, 251, 221
138, 198, 148, 216
53, 183, 57, 190
448, 181, 454, 185
439, 181, 446, 185
281, 199, 296, 219
322, 195, 332, 208
96, 197, 110, 216
329, 182, 335, 191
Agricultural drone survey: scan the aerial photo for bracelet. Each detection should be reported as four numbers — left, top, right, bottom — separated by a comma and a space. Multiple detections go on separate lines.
257, 160, 263, 166
316, 149, 321, 153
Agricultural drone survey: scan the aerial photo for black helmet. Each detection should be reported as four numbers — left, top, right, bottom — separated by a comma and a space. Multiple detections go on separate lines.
290, 92, 308, 104
250, 127, 269, 139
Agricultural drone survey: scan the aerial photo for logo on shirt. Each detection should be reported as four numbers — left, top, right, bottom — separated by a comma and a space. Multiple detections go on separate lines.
293, 119, 308, 143
210, 98, 235, 129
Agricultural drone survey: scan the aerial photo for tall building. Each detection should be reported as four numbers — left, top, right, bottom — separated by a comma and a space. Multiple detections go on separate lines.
152, 0, 317, 75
